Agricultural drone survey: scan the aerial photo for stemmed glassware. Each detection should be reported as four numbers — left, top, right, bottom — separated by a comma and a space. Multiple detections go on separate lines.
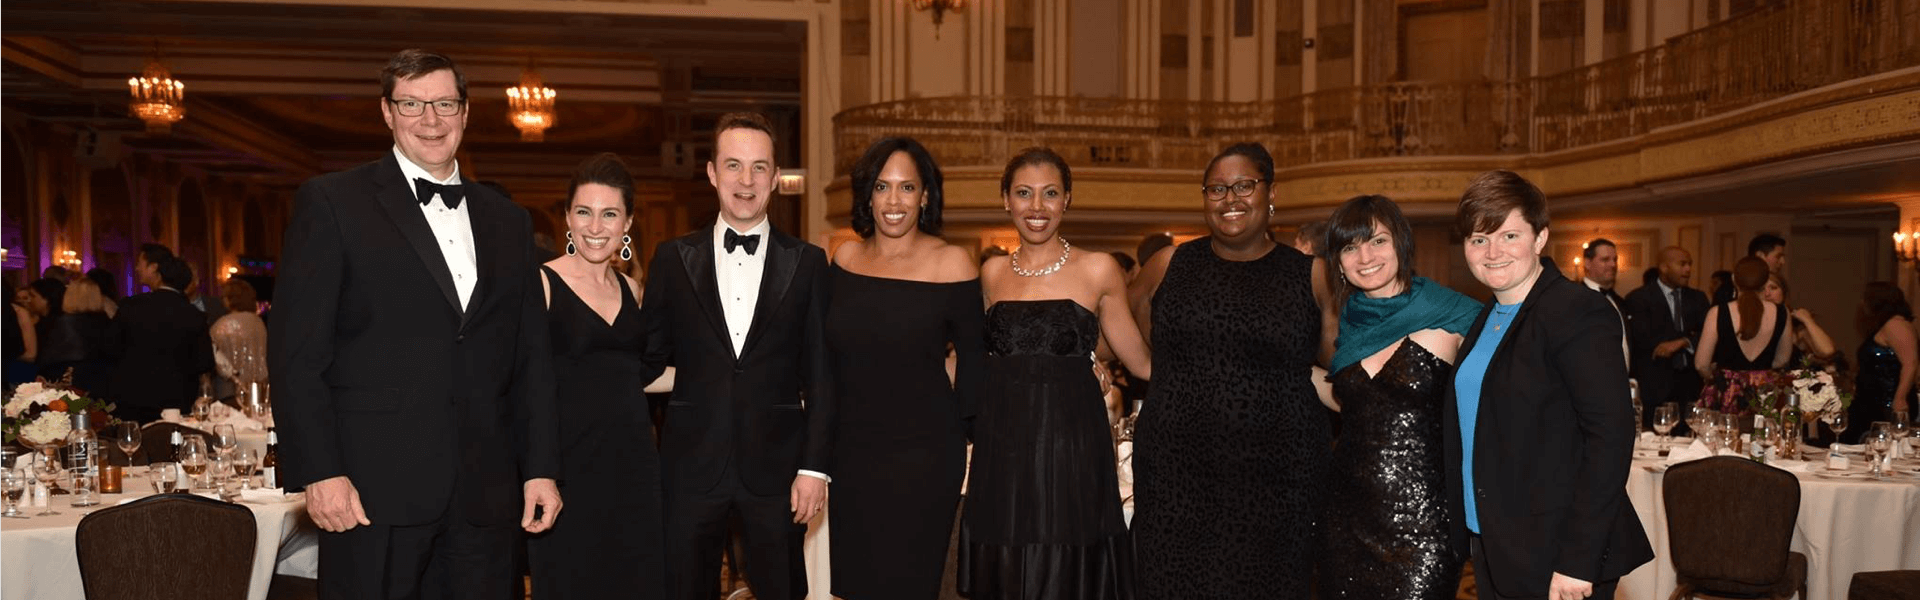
1686, 406, 1716, 439
212, 424, 239, 458
1653, 403, 1678, 446
1891, 412, 1912, 459
31, 452, 63, 516
233, 449, 258, 491
149, 463, 180, 494
1865, 422, 1895, 478
178, 437, 209, 492
1753, 418, 1779, 463
115, 422, 142, 470
2, 466, 26, 518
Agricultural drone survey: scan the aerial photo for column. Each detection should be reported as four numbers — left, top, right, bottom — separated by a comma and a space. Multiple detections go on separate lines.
1583, 0, 1604, 65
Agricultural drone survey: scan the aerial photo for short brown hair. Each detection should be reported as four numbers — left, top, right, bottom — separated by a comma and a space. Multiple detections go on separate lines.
568, 153, 637, 214
713, 112, 776, 156
62, 278, 111, 315
1455, 170, 1548, 239
381, 49, 467, 101
222, 279, 258, 314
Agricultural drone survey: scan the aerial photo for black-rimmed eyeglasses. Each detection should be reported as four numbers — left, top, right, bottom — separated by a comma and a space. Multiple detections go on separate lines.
387, 98, 466, 117
1202, 179, 1266, 200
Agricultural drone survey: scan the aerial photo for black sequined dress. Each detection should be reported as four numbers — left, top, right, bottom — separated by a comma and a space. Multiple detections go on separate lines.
959, 300, 1134, 600
1321, 341, 1459, 599
1850, 341, 1906, 444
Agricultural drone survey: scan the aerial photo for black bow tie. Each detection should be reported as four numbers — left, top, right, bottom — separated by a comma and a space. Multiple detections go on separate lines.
414, 178, 465, 209
724, 229, 761, 255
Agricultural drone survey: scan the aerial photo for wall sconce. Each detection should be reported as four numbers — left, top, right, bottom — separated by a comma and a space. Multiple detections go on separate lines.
226, 266, 240, 280
777, 172, 806, 196
1896, 232, 1918, 262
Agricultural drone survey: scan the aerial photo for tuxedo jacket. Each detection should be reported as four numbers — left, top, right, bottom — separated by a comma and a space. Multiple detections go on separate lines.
1623, 281, 1709, 407
638, 226, 835, 496
269, 154, 558, 527
107, 291, 213, 409
1443, 258, 1653, 597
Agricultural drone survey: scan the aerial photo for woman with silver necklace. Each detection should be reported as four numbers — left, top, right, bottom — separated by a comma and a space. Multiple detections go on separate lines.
960, 147, 1151, 600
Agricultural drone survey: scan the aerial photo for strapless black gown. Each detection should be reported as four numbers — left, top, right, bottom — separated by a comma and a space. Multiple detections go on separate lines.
959, 300, 1134, 600
1850, 341, 1906, 444
1321, 341, 1460, 599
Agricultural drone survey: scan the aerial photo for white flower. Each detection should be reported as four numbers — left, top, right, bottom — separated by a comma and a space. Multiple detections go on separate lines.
13, 382, 45, 398
18, 411, 72, 445
3, 395, 30, 418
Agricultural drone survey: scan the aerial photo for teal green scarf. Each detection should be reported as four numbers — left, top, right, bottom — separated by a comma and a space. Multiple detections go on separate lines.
1331, 276, 1484, 374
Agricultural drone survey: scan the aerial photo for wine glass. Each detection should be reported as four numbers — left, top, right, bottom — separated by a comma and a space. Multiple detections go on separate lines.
115, 422, 142, 469
212, 424, 239, 458
209, 454, 233, 497
1891, 411, 1912, 458
1687, 405, 1715, 438
1653, 404, 1678, 445
31, 452, 62, 516
1826, 410, 1850, 443
1753, 418, 1778, 462
149, 463, 179, 494
178, 437, 209, 491
2, 466, 26, 518
1865, 423, 1894, 478
233, 449, 258, 491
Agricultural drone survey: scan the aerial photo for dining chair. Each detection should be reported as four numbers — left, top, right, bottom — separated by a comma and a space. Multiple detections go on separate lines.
1662, 456, 1807, 600
75, 493, 258, 600
1847, 570, 1920, 599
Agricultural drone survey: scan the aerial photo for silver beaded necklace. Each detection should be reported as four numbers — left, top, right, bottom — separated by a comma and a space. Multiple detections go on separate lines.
1011, 238, 1072, 277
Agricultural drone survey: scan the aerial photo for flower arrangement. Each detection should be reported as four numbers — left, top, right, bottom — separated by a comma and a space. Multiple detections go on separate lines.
1790, 367, 1850, 417
3, 376, 117, 446
1699, 369, 1789, 416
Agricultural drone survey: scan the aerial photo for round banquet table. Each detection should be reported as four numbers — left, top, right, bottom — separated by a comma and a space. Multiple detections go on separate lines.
0, 470, 317, 600
1617, 451, 1920, 600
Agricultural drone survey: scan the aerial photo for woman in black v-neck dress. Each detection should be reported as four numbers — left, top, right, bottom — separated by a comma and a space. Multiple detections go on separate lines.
526, 154, 667, 600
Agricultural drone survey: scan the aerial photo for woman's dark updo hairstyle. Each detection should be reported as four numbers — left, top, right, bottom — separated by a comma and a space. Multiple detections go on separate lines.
999, 147, 1072, 196
1204, 142, 1276, 184
850, 137, 944, 238
566, 152, 636, 214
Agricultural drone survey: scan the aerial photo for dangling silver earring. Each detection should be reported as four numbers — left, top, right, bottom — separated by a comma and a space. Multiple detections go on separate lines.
1268, 205, 1276, 217
620, 235, 633, 261
565, 231, 577, 256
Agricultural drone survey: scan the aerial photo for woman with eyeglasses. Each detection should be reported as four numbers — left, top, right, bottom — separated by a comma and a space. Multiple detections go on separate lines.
1128, 143, 1338, 598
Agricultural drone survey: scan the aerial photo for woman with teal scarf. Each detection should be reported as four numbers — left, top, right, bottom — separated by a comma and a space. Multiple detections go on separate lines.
1315, 195, 1481, 599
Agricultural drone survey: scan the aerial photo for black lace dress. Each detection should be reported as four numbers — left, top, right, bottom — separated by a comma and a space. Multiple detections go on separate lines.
526, 266, 665, 600
1133, 239, 1327, 599
1321, 342, 1459, 599
960, 300, 1134, 600
825, 266, 984, 600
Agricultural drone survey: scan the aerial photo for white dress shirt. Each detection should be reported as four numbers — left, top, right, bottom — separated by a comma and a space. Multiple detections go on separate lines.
394, 147, 478, 309
709, 218, 829, 484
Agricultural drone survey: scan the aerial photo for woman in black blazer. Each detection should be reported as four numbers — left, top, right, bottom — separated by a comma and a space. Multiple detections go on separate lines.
1443, 170, 1652, 600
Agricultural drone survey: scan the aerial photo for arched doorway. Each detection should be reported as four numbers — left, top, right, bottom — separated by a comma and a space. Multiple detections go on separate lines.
90, 168, 135, 297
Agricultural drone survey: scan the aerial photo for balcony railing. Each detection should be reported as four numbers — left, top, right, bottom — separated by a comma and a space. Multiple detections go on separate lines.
832, 0, 1919, 176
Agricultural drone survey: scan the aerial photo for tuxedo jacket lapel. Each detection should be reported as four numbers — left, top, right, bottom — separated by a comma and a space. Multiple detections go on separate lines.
739, 231, 799, 360
677, 234, 736, 360
462, 180, 513, 329
371, 156, 462, 316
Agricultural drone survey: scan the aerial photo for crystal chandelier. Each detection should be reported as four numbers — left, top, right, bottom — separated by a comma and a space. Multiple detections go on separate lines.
506, 64, 556, 143
127, 52, 185, 134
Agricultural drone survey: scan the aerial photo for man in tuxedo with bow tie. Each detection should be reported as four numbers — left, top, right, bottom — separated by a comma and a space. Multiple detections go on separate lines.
269, 49, 561, 600
638, 112, 834, 600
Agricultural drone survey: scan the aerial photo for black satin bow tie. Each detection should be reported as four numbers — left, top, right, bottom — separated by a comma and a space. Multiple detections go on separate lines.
724, 229, 761, 255
414, 178, 465, 209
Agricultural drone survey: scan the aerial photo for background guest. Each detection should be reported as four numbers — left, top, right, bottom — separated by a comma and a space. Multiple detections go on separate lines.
85, 267, 121, 316
1129, 143, 1334, 599
825, 137, 982, 600
1694, 257, 1794, 382
1706, 270, 1735, 306
1761, 272, 1839, 370
134, 243, 172, 294
1445, 170, 1650, 600
210, 278, 269, 392
1625, 247, 1708, 434
1848, 282, 1915, 443
1580, 238, 1625, 308
36, 277, 115, 393
1749, 233, 1787, 274
5, 279, 39, 386
110, 256, 215, 423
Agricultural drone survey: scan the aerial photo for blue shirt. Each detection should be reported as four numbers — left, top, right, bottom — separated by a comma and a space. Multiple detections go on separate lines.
1455, 301, 1520, 534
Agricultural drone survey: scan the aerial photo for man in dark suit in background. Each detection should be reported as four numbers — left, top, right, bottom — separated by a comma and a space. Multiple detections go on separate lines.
1625, 246, 1709, 433
638, 112, 834, 600
269, 49, 561, 600
1582, 238, 1631, 369
108, 256, 213, 422
1749, 233, 1787, 274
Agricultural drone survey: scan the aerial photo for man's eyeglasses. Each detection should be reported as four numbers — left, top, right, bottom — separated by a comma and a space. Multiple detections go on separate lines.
1202, 179, 1266, 200
387, 98, 466, 118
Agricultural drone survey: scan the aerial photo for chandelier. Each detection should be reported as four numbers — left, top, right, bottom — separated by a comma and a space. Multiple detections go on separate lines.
127, 51, 185, 134
506, 64, 556, 143
912, 0, 966, 32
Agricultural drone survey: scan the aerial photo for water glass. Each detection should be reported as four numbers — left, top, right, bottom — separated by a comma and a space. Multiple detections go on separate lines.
32, 453, 62, 516
178, 437, 209, 491
212, 424, 239, 458
233, 449, 258, 490
115, 422, 142, 468
1753, 418, 1779, 463
1, 466, 26, 518
1865, 423, 1894, 478
1891, 412, 1912, 457
149, 463, 180, 494
1653, 404, 1678, 444
1826, 410, 1850, 439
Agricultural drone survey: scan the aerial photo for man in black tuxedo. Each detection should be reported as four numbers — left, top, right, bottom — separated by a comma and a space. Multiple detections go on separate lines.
107, 255, 213, 422
1624, 246, 1709, 433
268, 49, 561, 600
638, 112, 834, 600
1581, 238, 1630, 368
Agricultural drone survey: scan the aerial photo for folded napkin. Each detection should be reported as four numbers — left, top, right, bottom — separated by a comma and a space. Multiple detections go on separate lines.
1665, 440, 1712, 464
160, 408, 183, 423
240, 487, 288, 503
1833, 443, 1866, 454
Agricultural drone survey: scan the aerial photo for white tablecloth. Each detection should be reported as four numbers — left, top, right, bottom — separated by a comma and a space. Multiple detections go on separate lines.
1618, 454, 1920, 600
0, 471, 316, 600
